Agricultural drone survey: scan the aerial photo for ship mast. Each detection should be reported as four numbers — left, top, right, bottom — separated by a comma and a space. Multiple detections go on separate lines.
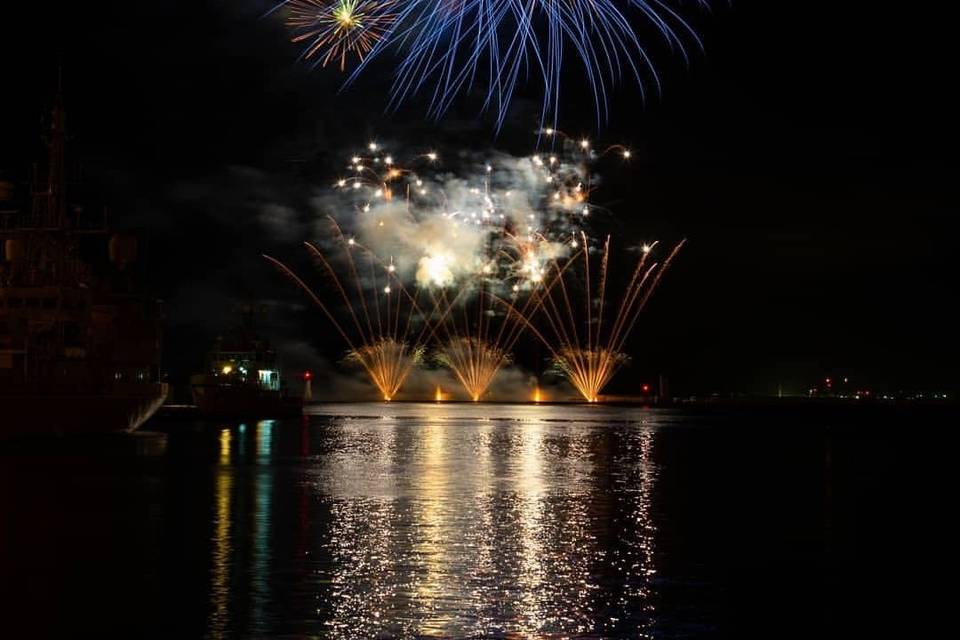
32, 75, 67, 229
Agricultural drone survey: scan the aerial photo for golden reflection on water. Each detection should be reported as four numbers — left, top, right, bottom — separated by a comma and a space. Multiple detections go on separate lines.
208, 428, 233, 640
218, 428, 231, 465
411, 419, 447, 631
321, 418, 398, 634
612, 427, 658, 639
516, 420, 547, 634
309, 407, 660, 637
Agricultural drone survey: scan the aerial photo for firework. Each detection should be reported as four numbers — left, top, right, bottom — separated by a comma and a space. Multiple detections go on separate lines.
266, 135, 661, 402
325, 132, 632, 285
551, 347, 629, 403
336, 0, 709, 128
422, 225, 565, 402
346, 338, 423, 401
284, 0, 398, 71
526, 233, 685, 402
421, 271, 530, 401
264, 220, 432, 401
435, 338, 507, 402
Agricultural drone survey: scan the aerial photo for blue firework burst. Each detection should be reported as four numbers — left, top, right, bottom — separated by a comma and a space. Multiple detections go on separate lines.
274, 1, 709, 129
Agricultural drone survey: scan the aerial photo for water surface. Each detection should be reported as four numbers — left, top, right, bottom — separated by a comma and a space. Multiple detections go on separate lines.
0, 403, 948, 637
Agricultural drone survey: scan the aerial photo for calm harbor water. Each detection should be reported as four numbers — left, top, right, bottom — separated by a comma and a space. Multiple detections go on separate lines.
1, 403, 951, 638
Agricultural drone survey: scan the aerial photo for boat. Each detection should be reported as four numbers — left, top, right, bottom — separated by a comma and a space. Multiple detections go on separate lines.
0, 89, 167, 437
189, 305, 302, 418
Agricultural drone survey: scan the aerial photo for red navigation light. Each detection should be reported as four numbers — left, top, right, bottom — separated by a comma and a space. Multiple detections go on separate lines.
641, 384, 651, 394
304, 371, 313, 381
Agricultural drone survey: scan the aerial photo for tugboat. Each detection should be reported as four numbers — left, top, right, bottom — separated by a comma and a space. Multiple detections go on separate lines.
190, 305, 302, 418
0, 90, 167, 437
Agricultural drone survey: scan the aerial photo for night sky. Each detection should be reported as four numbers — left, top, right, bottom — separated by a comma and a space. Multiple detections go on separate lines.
2, 1, 957, 396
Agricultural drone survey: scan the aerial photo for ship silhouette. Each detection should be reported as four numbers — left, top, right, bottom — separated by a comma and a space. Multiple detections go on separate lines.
189, 304, 302, 418
0, 86, 167, 436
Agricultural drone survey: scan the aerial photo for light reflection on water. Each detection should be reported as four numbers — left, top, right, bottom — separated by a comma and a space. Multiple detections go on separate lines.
252, 420, 274, 636
208, 429, 233, 639
1, 402, 922, 637
206, 403, 663, 638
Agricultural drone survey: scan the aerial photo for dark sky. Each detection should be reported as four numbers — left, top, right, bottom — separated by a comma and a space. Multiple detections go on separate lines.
1, 1, 957, 395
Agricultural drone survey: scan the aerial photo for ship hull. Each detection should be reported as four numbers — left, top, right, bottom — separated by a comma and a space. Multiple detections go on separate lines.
0, 383, 168, 438
191, 384, 301, 419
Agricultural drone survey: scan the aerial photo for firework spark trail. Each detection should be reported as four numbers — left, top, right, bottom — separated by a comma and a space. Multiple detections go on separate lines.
264, 219, 434, 401
436, 338, 508, 402
519, 233, 685, 402
429, 281, 524, 401
330, 0, 709, 128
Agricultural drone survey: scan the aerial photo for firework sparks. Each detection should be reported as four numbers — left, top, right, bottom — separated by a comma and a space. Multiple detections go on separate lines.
552, 347, 630, 403
346, 338, 423, 401
264, 219, 433, 401
325, 134, 618, 295
436, 337, 508, 402
424, 274, 535, 402
284, 0, 398, 71
528, 233, 686, 403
